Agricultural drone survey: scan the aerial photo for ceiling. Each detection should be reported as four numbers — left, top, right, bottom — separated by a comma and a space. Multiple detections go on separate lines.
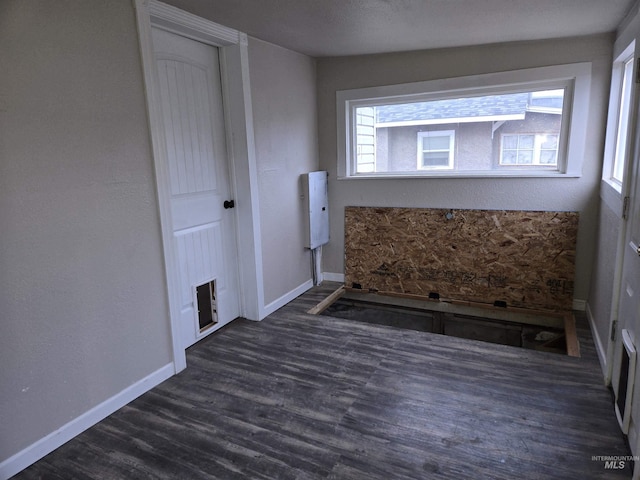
163, 0, 637, 57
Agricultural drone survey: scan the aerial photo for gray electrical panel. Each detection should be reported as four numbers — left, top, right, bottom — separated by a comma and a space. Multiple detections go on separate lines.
302, 171, 329, 249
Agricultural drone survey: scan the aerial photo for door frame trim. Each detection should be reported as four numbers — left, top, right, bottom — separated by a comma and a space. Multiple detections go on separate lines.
133, 0, 264, 372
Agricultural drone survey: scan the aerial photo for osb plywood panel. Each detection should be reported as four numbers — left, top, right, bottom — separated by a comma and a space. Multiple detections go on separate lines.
344, 207, 578, 312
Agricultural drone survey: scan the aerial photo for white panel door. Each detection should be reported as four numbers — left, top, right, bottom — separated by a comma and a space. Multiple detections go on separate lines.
152, 27, 240, 349
614, 149, 640, 446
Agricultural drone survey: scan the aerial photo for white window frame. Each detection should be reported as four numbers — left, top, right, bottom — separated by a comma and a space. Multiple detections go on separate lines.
602, 42, 636, 194
613, 57, 634, 184
417, 130, 455, 170
336, 63, 591, 179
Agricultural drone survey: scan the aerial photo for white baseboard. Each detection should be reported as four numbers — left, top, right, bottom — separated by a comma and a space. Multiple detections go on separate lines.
322, 272, 344, 283
260, 279, 314, 319
573, 299, 587, 311
0, 363, 174, 480
586, 302, 609, 378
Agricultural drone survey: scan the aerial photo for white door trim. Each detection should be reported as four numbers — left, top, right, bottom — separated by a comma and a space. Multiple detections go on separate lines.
133, 0, 264, 373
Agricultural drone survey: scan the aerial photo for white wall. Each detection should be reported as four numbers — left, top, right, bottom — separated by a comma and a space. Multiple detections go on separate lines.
587, 202, 619, 368
317, 34, 614, 303
0, 0, 173, 466
248, 38, 319, 307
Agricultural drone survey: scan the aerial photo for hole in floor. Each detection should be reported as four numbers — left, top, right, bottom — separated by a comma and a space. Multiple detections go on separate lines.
320, 297, 567, 355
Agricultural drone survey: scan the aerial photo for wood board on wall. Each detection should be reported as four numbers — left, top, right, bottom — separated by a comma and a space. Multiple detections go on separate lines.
344, 207, 578, 312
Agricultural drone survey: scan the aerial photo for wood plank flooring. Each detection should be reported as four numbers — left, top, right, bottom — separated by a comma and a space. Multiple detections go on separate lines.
13, 282, 632, 479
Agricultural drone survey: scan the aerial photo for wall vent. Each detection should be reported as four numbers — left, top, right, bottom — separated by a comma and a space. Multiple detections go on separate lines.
615, 329, 636, 434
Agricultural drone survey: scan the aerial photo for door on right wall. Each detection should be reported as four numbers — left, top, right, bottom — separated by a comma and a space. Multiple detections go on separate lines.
613, 168, 640, 444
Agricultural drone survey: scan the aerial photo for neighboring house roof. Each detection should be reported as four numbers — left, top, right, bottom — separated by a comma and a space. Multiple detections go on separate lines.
376, 92, 560, 125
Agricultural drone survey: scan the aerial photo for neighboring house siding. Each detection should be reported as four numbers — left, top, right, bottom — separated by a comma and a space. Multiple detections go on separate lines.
456, 122, 493, 170
356, 107, 376, 172
376, 127, 389, 171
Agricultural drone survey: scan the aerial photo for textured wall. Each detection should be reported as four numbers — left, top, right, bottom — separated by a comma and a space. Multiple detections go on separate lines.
0, 0, 173, 462
248, 38, 319, 305
317, 34, 614, 303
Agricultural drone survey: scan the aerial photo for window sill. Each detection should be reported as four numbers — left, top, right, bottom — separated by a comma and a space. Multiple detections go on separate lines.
600, 178, 624, 217
338, 171, 582, 180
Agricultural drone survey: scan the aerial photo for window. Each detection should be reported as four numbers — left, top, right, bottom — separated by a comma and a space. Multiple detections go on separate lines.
417, 130, 454, 169
612, 55, 635, 185
337, 63, 591, 178
602, 41, 636, 197
500, 133, 559, 166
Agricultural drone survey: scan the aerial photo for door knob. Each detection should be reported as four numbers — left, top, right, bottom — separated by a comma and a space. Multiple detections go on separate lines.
224, 200, 235, 209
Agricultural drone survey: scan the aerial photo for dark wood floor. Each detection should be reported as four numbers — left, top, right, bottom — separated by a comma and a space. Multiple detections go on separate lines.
14, 282, 632, 479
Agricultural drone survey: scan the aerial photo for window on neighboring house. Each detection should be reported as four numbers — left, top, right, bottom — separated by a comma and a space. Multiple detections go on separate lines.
417, 130, 455, 169
500, 133, 559, 166
337, 63, 591, 178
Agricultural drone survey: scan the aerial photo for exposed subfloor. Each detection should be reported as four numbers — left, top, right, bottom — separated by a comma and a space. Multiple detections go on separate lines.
13, 282, 632, 479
